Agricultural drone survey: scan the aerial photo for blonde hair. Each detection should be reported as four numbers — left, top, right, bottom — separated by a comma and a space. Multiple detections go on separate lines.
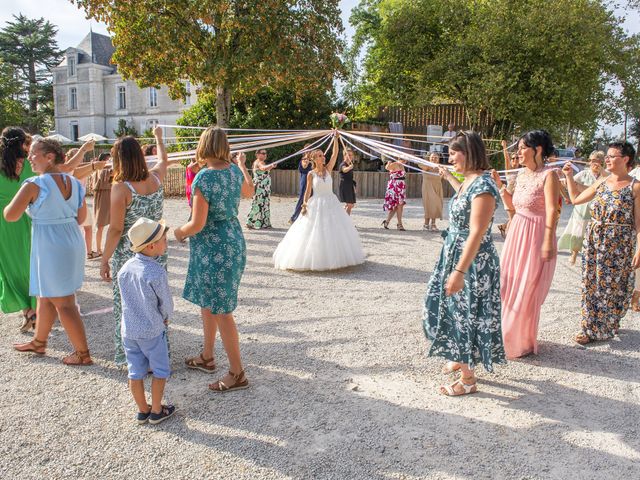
196, 127, 229, 164
589, 151, 605, 163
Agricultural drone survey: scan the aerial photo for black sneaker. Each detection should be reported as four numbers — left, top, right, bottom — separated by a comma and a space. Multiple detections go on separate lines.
137, 407, 151, 425
148, 405, 176, 425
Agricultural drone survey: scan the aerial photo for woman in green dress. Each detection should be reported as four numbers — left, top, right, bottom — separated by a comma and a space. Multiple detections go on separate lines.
100, 127, 169, 364
423, 131, 505, 396
0, 127, 37, 331
175, 127, 254, 392
246, 149, 276, 229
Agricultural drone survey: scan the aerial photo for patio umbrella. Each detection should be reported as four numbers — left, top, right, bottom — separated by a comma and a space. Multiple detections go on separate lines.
45, 133, 73, 144
78, 133, 108, 142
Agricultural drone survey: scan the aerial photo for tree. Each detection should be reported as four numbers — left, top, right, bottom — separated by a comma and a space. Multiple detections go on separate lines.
114, 119, 138, 138
73, 0, 345, 126
0, 14, 62, 132
349, 0, 640, 139
0, 60, 25, 127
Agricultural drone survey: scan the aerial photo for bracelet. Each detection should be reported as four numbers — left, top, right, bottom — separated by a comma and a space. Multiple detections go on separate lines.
454, 268, 467, 274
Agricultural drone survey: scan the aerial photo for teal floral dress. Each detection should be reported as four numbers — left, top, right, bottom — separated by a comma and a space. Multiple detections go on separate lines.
184, 165, 247, 313
111, 174, 166, 364
246, 168, 271, 228
581, 180, 636, 339
422, 173, 505, 372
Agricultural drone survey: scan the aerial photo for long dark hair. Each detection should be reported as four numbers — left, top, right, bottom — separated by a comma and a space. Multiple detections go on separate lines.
0, 127, 28, 180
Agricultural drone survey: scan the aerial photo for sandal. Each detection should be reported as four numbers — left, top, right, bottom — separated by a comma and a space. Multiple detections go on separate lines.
441, 361, 462, 374
382, 220, 389, 229
62, 350, 93, 366
14, 338, 47, 355
19, 312, 37, 333
440, 377, 477, 396
185, 353, 216, 373
574, 333, 593, 345
87, 251, 98, 259
397, 223, 406, 231
209, 370, 249, 392
497, 223, 507, 238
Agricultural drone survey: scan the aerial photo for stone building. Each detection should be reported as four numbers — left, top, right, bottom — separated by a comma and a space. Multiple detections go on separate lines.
53, 31, 197, 141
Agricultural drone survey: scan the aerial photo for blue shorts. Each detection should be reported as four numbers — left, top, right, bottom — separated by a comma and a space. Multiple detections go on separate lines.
122, 332, 170, 380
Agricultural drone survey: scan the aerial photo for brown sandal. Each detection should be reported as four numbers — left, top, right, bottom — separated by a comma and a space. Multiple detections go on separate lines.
19, 312, 37, 333
62, 350, 93, 366
397, 223, 406, 231
575, 333, 593, 345
185, 353, 216, 373
209, 370, 249, 392
14, 338, 47, 355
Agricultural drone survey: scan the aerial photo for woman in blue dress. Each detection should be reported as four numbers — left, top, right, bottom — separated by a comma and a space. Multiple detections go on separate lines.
422, 131, 505, 396
175, 127, 254, 392
5, 138, 92, 366
290, 145, 313, 223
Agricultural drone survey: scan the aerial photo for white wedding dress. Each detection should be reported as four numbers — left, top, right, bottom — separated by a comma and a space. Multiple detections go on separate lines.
273, 171, 365, 271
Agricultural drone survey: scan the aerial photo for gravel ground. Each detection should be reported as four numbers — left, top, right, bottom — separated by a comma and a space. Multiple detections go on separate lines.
1, 196, 639, 480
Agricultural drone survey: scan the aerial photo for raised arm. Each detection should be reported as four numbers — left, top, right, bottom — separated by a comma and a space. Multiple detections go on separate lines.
438, 165, 462, 192
73, 160, 107, 180
149, 126, 169, 181
562, 162, 601, 205
445, 192, 496, 295
60, 140, 95, 173
491, 169, 515, 212
326, 134, 339, 172
234, 152, 254, 198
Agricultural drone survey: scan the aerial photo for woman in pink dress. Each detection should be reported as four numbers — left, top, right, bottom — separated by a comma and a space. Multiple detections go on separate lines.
494, 130, 560, 358
382, 158, 407, 230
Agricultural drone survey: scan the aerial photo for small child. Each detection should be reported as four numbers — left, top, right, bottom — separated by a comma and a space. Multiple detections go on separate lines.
118, 217, 175, 425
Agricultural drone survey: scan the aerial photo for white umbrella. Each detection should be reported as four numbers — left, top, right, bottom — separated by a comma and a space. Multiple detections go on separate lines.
45, 133, 73, 144
78, 133, 108, 142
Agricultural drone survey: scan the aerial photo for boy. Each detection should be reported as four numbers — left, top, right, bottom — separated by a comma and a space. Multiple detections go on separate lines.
118, 217, 175, 425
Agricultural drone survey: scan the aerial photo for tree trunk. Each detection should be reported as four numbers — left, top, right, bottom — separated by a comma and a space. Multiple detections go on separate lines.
28, 59, 37, 117
216, 85, 232, 127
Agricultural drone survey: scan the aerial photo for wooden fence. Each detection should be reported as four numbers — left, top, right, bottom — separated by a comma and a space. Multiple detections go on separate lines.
87, 166, 456, 199
378, 104, 494, 134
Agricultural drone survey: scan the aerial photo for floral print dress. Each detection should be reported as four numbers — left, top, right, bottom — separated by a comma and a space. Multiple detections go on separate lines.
183, 165, 246, 314
246, 168, 271, 228
423, 173, 505, 372
581, 179, 636, 340
111, 174, 166, 364
383, 169, 406, 211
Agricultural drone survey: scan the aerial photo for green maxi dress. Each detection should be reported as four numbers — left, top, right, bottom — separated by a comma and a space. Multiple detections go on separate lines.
422, 173, 506, 372
0, 161, 37, 313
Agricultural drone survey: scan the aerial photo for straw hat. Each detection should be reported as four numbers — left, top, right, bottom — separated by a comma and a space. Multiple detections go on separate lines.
128, 217, 168, 253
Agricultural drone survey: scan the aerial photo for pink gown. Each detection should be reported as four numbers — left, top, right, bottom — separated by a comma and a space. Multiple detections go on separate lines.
501, 167, 558, 358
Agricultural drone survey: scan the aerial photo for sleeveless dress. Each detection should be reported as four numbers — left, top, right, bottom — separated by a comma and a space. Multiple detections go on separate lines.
183, 165, 246, 314
338, 162, 356, 204
273, 171, 365, 271
0, 161, 36, 313
421, 173, 443, 220
500, 167, 558, 358
246, 168, 271, 228
581, 180, 636, 340
111, 173, 166, 364
557, 169, 603, 252
24, 174, 85, 297
383, 169, 406, 211
423, 173, 505, 372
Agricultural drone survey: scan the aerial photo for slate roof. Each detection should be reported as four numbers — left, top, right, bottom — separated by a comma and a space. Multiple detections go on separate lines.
59, 31, 116, 71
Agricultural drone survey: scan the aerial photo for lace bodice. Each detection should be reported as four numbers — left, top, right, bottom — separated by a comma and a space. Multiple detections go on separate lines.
311, 171, 334, 196
512, 167, 557, 215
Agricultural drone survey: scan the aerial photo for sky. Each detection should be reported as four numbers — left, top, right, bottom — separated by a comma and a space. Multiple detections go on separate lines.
0, 0, 637, 136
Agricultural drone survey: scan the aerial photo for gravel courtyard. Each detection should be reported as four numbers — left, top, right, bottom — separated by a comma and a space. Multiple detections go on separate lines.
1, 196, 639, 480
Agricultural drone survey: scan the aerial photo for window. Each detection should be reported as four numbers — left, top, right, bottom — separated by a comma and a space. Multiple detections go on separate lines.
68, 56, 76, 77
117, 86, 126, 110
184, 81, 191, 106
69, 87, 77, 110
149, 87, 158, 108
70, 123, 79, 142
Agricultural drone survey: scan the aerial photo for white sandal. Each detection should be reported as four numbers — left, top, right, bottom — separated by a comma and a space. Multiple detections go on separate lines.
440, 378, 477, 396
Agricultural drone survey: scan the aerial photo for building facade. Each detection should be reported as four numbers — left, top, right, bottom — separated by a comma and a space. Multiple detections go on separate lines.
53, 31, 197, 141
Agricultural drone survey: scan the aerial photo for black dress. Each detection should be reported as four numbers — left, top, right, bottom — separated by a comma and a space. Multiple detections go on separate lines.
338, 162, 356, 204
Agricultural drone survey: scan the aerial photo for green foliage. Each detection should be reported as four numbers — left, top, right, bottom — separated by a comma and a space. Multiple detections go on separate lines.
0, 14, 62, 133
349, 0, 640, 140
73, 0, 345, 126
113, 119, 138, 138
0, 60, 25, 127
175, 88, 336, 168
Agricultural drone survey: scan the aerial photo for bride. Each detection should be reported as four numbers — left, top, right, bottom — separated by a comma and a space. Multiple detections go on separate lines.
273, 135, 365, 271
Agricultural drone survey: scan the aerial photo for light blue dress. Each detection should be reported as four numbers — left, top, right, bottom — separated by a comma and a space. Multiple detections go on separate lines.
24, 173, 85, 297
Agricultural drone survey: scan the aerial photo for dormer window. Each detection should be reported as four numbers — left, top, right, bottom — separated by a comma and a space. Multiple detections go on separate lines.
68, 55, 76, 77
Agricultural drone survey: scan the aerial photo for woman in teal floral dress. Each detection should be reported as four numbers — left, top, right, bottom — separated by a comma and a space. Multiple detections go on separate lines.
100, 127, 169, 364
423, 132, 505, 396
563, 141, 640, 344
246, 149, 276, 229
175, 127, 254, 392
